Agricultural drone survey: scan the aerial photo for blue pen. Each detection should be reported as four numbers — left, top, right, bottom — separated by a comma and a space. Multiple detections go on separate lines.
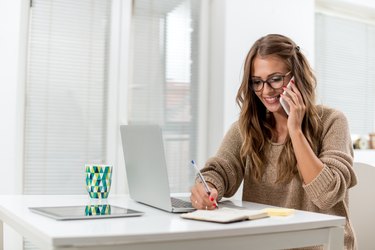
191, 160, 219, 208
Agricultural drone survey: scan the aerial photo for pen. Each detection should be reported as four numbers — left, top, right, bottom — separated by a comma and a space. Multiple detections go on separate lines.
191, 160, 219, 209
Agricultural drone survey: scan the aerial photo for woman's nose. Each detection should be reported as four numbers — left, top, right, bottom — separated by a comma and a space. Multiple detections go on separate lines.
262, 82, 273, 92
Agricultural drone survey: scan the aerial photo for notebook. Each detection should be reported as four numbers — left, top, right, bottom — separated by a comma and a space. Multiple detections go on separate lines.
180, 207, 294, 223
120, 124, 195, 213
180, 207, 269, 223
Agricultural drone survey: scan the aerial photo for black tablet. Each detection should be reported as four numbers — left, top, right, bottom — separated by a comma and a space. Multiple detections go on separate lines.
29, 204, 144, 220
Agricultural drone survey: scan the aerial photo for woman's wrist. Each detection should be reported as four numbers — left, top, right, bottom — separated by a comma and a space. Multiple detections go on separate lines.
289, 129, 303, 141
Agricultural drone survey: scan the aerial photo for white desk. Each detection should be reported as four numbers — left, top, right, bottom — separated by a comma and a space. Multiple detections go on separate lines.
0, 195, 345, 250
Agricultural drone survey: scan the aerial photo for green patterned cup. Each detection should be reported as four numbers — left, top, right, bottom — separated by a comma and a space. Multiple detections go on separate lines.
85, 164, 113, 199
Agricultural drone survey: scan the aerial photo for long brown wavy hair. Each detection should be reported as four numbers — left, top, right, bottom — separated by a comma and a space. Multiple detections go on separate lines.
236, 34, 322, 183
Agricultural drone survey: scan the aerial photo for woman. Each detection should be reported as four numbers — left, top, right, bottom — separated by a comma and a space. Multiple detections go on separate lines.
190, 34, 357, 249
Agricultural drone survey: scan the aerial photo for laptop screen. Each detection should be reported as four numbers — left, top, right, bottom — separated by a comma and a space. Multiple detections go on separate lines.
120, 125, 175, 211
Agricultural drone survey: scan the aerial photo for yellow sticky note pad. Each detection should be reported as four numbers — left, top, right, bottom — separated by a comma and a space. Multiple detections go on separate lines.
263, 208, 295, 217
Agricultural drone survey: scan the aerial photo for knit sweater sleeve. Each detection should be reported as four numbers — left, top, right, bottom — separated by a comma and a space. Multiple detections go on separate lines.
200, 122, 244, 200
303, 107, 357, 210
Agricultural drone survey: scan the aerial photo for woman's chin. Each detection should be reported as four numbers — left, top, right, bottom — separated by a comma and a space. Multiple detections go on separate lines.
265, 104, 281, 113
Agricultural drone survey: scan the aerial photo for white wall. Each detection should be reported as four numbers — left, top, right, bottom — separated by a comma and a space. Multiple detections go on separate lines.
0, 0, 24, 195
0, 1, 26, 249
208, 0, 315, 156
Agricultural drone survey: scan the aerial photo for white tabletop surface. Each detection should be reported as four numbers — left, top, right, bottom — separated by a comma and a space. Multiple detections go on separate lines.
0, 194, 346, 249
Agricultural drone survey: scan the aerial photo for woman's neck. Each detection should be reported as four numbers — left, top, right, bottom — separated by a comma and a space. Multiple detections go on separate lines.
272, 111, 288, 143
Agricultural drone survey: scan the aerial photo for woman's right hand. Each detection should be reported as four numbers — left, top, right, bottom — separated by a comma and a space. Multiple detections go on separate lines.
190, 182, 218, 210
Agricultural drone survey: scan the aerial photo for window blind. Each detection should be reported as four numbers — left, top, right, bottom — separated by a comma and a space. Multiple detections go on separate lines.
315, 13, 375, 135
24, 0, 112, 195
130, 0, 202, 192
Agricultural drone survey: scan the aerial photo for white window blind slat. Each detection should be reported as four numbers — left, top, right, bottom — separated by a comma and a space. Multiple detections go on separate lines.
316, 13, 375, 135
24, 0, 111, 196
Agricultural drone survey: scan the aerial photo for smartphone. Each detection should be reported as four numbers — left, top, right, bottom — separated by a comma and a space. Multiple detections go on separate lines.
280, 76, 294, 115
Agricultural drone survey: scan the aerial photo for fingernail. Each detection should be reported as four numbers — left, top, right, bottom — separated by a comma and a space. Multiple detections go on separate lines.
213, 203, 217, 208
209, 196, 214, 201
291, 79, 295, 84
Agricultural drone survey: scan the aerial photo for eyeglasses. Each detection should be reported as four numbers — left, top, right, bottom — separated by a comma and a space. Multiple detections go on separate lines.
250, 71, 292, 92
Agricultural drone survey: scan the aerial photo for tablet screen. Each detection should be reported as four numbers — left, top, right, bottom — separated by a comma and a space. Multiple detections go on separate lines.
29, 205, 144, 220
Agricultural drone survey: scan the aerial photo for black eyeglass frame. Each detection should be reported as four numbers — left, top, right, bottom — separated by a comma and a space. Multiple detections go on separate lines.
250, 71, 292, 92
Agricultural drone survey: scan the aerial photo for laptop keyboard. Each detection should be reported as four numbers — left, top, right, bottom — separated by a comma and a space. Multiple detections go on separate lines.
171, 197, 193, 208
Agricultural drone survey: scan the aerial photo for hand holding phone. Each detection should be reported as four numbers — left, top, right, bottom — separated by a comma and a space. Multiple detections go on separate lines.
280, 76, 294, 115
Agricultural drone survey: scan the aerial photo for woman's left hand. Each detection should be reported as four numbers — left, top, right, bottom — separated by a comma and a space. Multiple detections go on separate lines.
281, 79, 306, 134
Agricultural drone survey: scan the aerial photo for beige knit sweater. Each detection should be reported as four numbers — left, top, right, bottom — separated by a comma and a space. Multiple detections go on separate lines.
201, 105, 357, 250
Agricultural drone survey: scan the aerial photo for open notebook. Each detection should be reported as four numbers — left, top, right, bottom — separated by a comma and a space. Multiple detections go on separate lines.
180, 207, 295, 223
180, 207, 269, 223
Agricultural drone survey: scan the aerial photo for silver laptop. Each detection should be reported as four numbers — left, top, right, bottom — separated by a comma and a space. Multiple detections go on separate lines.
120, 124, 195, 213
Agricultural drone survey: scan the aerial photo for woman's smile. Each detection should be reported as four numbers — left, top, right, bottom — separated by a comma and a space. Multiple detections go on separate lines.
263, 95, 280, 104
